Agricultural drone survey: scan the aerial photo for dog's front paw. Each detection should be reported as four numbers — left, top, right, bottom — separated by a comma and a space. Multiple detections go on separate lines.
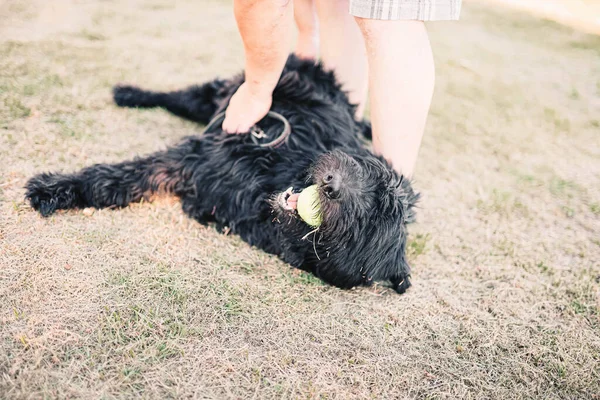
113, 85, 149, 108
25, 173, 81, 217
392, 274, 411, 294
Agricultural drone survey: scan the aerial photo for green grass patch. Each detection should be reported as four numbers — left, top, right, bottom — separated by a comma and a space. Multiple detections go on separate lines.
143, 267, 189, 305
22, 74, 65, 96
78, 29, 107, 41
0, 41, 27, 59
569, 88, 580, 100
569, 35, 600, 54
285, 269, 325, 287
537, 262, 555, 276
143, 2, 177, 10
47, 114, 97, 139
407, 233, 430, 258
2, 96, 31, 121
477, 189, 529, 217
549, 177, 582, 198
208, 279, 250, 318
544, 107, 571, 133
561, 205, 575, 218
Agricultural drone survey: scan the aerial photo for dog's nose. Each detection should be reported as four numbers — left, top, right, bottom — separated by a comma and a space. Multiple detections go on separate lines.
321, 172, 341, 199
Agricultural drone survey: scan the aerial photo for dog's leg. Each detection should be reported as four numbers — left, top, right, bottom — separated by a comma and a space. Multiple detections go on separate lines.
113, 79, 227, 124
25, 142, 196, 217
391, 274, 411, 294
179, 195, 214, 226
357, 119, 372, 141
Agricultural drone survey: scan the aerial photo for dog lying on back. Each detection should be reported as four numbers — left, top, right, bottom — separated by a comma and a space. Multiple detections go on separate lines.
25, 56, 419, 293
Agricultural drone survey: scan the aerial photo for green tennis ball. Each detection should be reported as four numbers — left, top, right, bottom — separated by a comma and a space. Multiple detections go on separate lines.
297, 185, 323, 227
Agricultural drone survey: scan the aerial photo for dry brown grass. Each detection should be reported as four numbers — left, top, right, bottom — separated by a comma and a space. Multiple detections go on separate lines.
472, 0, 600, 35
1, 0, 599, 398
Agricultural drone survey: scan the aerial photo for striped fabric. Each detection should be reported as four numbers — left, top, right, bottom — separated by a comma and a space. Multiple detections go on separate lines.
349, 0, 462, 20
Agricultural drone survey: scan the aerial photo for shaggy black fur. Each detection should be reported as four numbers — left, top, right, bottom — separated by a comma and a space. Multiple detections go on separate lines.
25, 55, 419, 293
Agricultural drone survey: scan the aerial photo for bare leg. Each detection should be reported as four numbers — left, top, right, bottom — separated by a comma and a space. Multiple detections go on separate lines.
223, 0, 293, 134
355, 18, 435, 178
294, 0, 319, 59
315, 0, 368, 118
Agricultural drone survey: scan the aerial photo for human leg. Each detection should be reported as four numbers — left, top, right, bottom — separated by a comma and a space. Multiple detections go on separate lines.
315, 0, 368, 118
294, 0, 319, 59
355, 18, 435, 178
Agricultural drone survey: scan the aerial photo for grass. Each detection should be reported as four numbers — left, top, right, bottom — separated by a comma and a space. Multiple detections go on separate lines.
1, 0, 600, 398
2, 97, 31, 121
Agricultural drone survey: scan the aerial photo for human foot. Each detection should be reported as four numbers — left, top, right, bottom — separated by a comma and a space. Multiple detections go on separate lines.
222, 82, 273, 134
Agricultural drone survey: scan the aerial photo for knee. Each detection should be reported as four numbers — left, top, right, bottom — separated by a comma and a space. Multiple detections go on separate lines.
235, 0, 292, 11
355, 17, 426, 45
295, 11, 317, 35
294, 0, 317, 34
354, 17, 385, 44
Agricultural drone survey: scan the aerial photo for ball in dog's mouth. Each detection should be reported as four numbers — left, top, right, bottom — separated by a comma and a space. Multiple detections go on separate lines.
279, 186, 322, 227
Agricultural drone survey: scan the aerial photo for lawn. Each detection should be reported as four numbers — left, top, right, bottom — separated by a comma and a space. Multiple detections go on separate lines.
1, 0, 599, 398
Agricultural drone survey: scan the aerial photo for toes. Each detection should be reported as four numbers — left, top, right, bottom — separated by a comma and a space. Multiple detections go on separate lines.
221, 116, 236, 134
237, 123, 252, 134
222, 119, 250, 134
38, 198, 57, 217
25, 184, 57, 217
24, 173, 77, 217
393, 275, 411, 294
26, 194, 55, 217
112, 85, 144, 108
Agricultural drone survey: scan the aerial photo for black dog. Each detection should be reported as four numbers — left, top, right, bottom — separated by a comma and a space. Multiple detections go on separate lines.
25, 56, 419, 293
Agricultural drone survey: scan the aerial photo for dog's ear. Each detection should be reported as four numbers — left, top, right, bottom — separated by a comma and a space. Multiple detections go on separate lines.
394, 177, 420, 224
391, 234, 412, 294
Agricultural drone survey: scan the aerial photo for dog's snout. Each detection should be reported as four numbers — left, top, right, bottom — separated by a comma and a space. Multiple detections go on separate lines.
321, 172, 341, 199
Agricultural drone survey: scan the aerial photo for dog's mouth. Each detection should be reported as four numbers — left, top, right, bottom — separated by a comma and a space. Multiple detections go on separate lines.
278, 187, 301, 211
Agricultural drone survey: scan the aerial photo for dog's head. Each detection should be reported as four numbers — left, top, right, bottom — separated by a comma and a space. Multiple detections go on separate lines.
271, 150, 419, 293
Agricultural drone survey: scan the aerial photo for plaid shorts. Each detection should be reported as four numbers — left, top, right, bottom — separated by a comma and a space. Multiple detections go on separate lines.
349, 0, 462, 20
